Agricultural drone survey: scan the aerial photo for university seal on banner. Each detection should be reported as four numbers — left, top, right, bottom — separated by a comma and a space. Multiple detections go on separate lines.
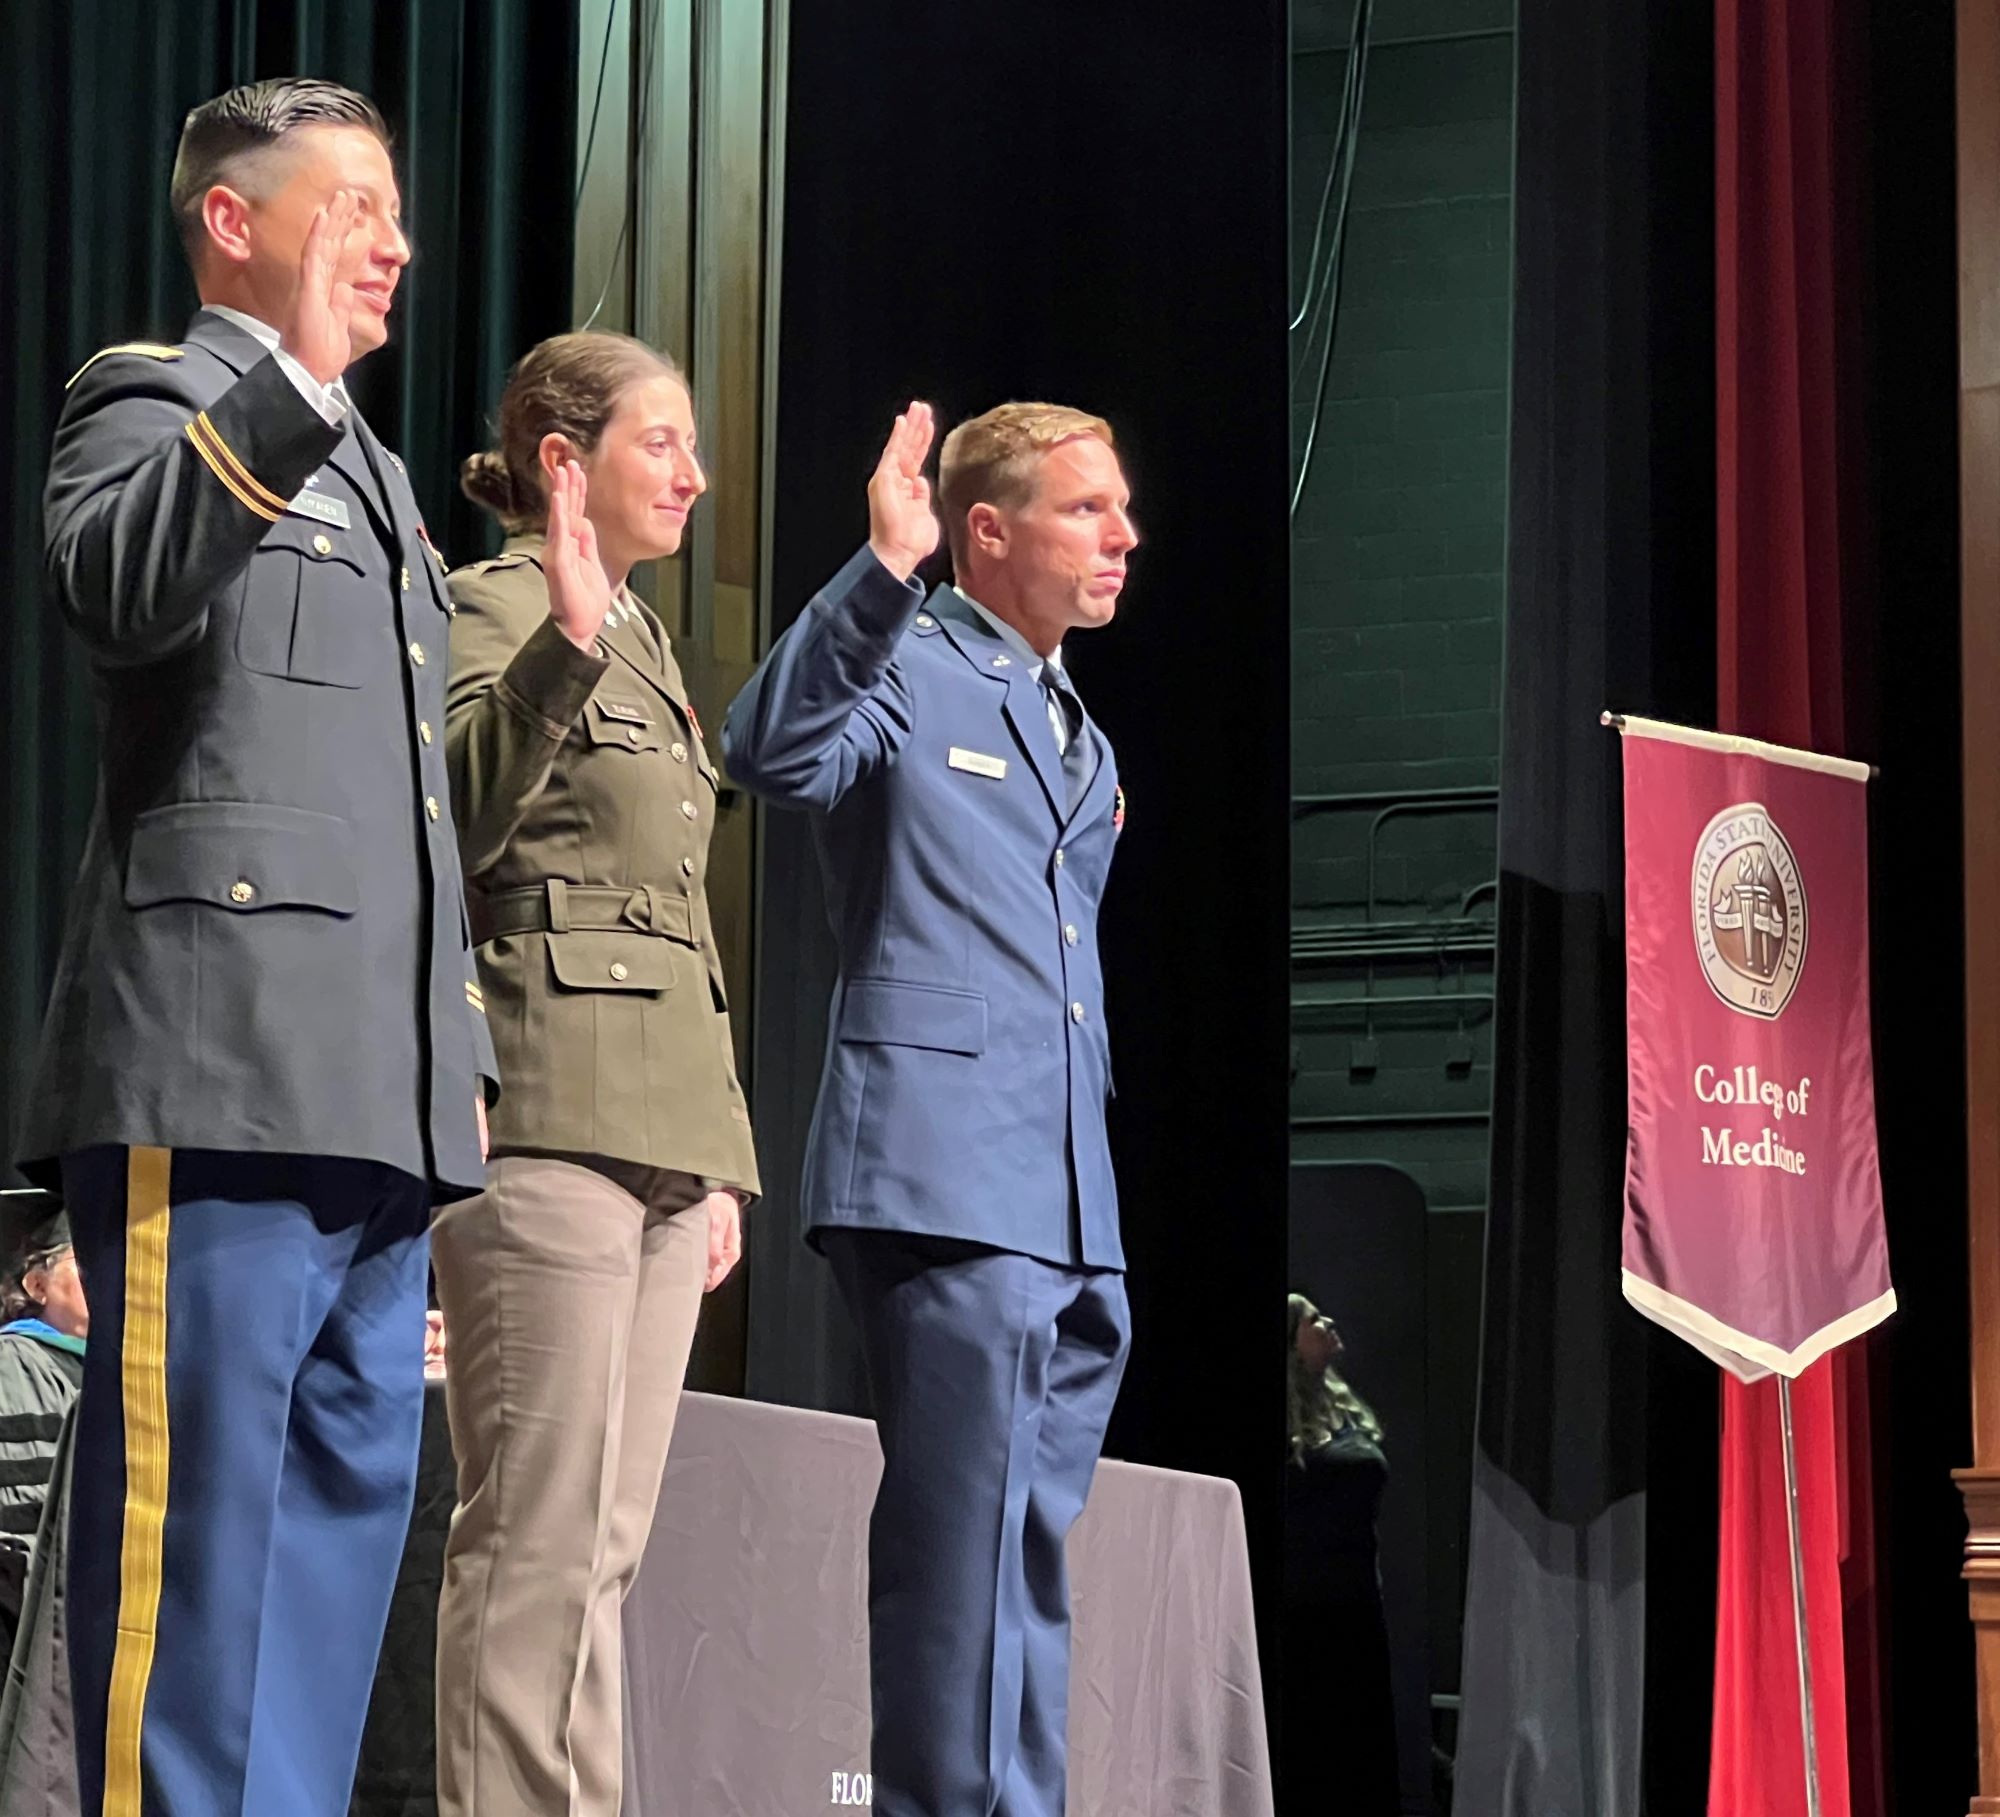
1691, 802, 1808, 1020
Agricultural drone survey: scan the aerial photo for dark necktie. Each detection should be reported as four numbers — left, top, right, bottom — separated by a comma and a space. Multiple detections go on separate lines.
1042, 669, 1093, 813
343, 416, 401, 557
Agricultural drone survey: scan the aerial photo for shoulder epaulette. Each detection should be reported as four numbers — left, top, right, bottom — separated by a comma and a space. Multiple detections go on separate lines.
445, 555, 528, 593
65, 343, 186, 389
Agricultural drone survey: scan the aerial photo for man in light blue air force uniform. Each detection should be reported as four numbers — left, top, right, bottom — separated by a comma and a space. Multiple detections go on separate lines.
724, 400, 1140, 1816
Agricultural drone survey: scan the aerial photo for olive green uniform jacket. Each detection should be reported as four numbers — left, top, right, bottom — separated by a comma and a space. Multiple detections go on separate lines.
444, 538, 758, 1193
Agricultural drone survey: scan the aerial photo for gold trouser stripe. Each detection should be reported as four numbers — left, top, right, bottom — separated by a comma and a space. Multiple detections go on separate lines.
104, 1146, 172, 1817
182, 420, 281, 523
190, 411, 289, 515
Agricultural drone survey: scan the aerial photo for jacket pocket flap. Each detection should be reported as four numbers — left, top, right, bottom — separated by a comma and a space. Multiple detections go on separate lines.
546, 930, 677, 992
124, 802, 358, 914
261, 516, 368, 575
837, 979, 987, 1055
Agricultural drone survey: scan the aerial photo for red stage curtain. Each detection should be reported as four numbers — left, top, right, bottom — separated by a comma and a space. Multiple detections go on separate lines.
1711, 1, 1883, 1813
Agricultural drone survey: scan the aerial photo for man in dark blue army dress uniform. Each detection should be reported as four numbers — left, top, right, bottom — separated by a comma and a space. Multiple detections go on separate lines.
15, 79, 495, 1816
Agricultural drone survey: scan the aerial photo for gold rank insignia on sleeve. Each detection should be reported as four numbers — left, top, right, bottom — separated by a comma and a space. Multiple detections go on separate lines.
65, 342, 185, 388
183, 410, 288, 523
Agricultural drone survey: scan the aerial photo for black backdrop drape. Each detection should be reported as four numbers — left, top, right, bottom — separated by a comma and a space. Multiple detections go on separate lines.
1451, 0, 1721, 1810
0, 0, 578, 1180
744, 0, 1293, 1693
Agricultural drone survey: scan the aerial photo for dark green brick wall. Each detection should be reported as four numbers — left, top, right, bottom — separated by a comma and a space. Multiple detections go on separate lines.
1290, 4, 1514, 1749
1291, 0, 1512, 1217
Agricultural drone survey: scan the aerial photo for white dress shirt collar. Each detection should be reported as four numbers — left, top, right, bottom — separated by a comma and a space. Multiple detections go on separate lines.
200, 304, 351, 424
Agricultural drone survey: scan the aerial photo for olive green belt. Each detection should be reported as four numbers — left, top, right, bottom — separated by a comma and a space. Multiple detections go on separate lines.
469, 880, 698, 947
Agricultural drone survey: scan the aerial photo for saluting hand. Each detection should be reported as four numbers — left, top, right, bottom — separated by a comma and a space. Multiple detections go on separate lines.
866, 402, 940, 582
545, 460, 615, 652
281, 189, 360, 389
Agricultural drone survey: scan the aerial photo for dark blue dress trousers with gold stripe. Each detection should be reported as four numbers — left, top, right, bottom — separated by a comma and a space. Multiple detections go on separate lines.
61, 1147, 430, 1817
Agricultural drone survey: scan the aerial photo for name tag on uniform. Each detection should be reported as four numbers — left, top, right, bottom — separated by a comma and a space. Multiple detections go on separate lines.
286, 488, 352, 530
948, 747, 1009, 780
599, 700, 649, 724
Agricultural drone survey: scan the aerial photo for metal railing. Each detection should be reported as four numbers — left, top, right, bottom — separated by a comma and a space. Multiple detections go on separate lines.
1291, 785, 1501, 1114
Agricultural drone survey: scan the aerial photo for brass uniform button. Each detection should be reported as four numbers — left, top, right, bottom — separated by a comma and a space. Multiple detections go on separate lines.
671, 742, 688, 763
1070, 1002, 1087, 1024
681, 800, 697, 821
409, 641, 427, 666
610, 962, 629, 982
419, 721, 433, 745
229, 880, 255, 904
312, 534, 333, 556
1064, 924, 1079, 946
425, 796, 440, 822
681, 855, 695, 878
627, 727, 642, 744
1054, 849, 1066, 869
401, 566, 412, 591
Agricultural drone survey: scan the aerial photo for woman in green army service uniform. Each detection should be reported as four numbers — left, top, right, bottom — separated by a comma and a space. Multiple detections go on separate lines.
433, 331, 758, 1817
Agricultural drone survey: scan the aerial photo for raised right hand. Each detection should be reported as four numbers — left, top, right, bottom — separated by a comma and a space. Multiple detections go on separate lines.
866, 402, 940, 582
545, 460, 615, 651
280, 189, 360, 388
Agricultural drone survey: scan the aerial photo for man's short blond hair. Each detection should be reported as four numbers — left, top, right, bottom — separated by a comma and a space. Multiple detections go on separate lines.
938, 401, 1116, 569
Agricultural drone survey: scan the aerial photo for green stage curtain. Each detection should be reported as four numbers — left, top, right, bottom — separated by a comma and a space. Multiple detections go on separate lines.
0, 2, 579, 1174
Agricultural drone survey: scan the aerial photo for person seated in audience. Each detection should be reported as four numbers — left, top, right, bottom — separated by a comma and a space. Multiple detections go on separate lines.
1284, 1291, 1400, 1813
0, 1192, 88, 1658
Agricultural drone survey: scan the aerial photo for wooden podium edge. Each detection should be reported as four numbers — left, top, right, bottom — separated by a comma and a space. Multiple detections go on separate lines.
1961, 6, 2000, 1813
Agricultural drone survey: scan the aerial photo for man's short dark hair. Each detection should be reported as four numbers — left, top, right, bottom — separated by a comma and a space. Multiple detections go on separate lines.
169, 77, 391, 267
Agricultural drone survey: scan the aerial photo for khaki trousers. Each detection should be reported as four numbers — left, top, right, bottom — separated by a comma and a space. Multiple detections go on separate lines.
431, 1153, 708, 1817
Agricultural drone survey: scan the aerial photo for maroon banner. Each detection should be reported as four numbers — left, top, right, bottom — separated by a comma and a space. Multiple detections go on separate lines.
1617, 719, 1892, 1379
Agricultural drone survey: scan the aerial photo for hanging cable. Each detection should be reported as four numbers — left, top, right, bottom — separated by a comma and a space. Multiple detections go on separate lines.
1287, 21, 1365, 419
574, 0, 623, 216
578, 0, 651, 330
1290, 0, 1374, 519
1289, 0, 1369, 333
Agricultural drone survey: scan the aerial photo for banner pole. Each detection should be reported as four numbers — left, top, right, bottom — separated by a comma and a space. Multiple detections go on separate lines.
1779, 1375, 1825, 1817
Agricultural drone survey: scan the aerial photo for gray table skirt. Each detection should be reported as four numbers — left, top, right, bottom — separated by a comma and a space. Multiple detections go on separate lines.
0, 1390, 1273, 1817
622, 1392, 1274, 1817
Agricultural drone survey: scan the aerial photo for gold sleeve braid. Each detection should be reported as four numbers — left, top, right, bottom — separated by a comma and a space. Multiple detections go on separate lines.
182, 411, 288, 523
